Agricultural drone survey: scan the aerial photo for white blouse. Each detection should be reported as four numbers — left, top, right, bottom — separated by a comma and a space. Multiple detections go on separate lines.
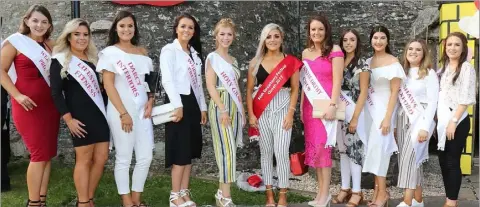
159, 39, 207, 111
405, 67, 439, 132
439, 62, 477, 110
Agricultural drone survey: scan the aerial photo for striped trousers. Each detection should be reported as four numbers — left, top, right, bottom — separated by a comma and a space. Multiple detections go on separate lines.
258, 89, 292, 188
208, 89, 241, 183
396, 108, 423, 189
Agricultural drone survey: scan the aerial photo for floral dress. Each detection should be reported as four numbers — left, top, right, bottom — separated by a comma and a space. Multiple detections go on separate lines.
338, 57, 370, 166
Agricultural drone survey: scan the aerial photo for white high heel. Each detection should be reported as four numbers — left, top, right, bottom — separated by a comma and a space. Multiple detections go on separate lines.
315, 194, 332, 207
180, 189, 196, 207
169, 191, 189, 207
412, 199, 424, 207
215, 189, 235, 207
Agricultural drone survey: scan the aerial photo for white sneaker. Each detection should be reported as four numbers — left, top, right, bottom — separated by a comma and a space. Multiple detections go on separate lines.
396, 201, 411, 207
412, 199, 424, 207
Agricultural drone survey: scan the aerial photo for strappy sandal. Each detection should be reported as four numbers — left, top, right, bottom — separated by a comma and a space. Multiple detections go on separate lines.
331, 188, 352, 204
26, 200, 41, 207
180, 189, 196, 207
346, 192, 363, 207
369, 192, 389, 207
265, 187, 276, 207
277, 190, 288, 207
40, 195, 47, 207
136, 202, 149, 207
367, 185, 378, 206
76, 200, 90, 207
89, 198, 94, 207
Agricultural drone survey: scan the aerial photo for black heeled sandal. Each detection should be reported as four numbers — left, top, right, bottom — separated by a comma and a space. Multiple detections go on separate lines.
26, 200, 41, 207
76, 200, 90, 207
40, 195, 47, 207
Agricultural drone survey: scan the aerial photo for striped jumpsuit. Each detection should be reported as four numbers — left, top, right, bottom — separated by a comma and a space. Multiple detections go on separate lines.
208, 58, 242, 183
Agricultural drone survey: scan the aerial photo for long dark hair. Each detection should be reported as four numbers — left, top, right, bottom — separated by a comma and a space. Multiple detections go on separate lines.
172, 13, 203, 65
369, 25, 392, 54
306, 14, 333, 57
19, 5, 53, 40
439, 32, 468, 85
339, 29, 362, 71
106, 10, 140, 46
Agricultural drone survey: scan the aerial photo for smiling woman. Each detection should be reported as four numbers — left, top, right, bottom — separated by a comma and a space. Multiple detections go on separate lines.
0, 4, 60, 207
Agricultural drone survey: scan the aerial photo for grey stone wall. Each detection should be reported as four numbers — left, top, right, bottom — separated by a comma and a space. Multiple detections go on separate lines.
1, 1, 440, 177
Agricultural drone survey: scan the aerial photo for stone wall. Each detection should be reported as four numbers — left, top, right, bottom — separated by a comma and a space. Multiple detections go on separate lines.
2, 1, 440, 177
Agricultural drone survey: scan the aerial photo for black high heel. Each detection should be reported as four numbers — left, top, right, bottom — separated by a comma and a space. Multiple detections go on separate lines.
76, 200, 90, 207
26, 200, 41, 207
40, 195, 47, 207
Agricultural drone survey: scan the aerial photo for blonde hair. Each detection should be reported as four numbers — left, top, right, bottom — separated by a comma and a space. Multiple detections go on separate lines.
213, 18, 236, 47
251, 23, 285, 76
401, 39, 432, 79
52, 18, 98, 79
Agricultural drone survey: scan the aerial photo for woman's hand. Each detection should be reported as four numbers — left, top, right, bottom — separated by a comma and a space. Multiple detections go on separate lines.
282, 114, 294, 130
143, 99, 153, 118
220, 111, 231, 126
66, 118, 88, 138
121, 113, 133, 133
446, 121, 457, 140
249, 113, 258, 128
417, 129, 428, 143
171, 107, 183, 122
201, 111, 207, 125
14, 94, 37, 111
379, 117, 391, 136
348, 117, 358, 134
324, 105, 337, 120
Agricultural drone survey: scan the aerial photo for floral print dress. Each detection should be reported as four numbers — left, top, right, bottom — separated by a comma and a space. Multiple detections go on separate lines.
338, 57, 370, 166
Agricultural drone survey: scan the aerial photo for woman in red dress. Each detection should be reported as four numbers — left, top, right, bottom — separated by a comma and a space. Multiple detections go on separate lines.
0, 5, 60, 207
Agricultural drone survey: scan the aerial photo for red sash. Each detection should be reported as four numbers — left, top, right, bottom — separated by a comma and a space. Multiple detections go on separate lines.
249, 55, 302, 139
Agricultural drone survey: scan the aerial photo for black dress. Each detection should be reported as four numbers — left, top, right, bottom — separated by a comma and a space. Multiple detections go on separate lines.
50, 59, 110, 147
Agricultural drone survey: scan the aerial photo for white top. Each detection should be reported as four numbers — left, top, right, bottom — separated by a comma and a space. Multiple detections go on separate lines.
439, 61, 477, 109
159, 39, 207, 111
405, 67, 439, 132
97, 52, 153, 116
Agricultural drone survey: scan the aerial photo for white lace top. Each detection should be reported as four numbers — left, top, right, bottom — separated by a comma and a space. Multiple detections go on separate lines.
439, 61, 477, 109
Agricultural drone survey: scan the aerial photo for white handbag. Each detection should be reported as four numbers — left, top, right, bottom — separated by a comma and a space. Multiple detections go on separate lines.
152, 103, 175, 125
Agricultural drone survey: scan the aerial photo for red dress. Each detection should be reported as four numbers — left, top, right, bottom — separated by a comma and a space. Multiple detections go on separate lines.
11, 53, 60, 162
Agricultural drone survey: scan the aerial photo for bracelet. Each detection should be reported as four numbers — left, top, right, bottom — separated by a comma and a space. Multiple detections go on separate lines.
289, 106, 296, 111
119, 112, 128, 118
220, 108, 229, 113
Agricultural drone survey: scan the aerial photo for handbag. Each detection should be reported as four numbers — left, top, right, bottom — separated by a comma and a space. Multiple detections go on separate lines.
290, 152, 308, 176
150, 71, 176, 125
246, 174, 263, 188
312, 99, 346, 120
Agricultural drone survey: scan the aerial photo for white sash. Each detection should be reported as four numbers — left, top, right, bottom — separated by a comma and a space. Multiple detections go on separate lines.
186, 48, 203, 107
53, 53, 106, 117
340, 91, 367, 146
104, 46, 148, 109
208, 53, 244, 147
436, 89, 468, 151
300, 61, 337, 148
398, 83, 435, 167
366, 86, 398, 155
1, 33, 51, 86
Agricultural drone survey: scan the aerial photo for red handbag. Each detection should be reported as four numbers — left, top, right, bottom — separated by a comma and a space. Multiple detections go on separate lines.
246, 174, 262, 188
248, 126, 260, 140
290, 152, 308, 176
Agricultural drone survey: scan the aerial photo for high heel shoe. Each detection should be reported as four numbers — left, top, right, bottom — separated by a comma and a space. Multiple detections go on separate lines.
180, 189, 196, 207
277, 190, 288, 207
40, 195, 47, 207
346, 192, 363, 207
26, 200, 41, 207
331, 188, 352, 204
264, 187, 276, 207
370, 192, 389, 207
367, 185, 379, 206
76, 200, 90, 207
169, 191, 189, 207
215, 189, 235, 207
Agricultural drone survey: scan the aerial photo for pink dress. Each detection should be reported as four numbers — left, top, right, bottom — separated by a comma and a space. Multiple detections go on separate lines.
303, 51, 344, 168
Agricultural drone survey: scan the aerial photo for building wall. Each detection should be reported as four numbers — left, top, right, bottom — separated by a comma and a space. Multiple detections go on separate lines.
2, 1, 439, 176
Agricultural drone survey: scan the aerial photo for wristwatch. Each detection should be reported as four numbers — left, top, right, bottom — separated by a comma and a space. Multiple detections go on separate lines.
329, 103, 338, 109
451, 117, 458, 123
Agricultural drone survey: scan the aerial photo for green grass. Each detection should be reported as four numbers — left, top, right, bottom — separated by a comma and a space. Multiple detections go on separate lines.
1, 160, 310, 206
